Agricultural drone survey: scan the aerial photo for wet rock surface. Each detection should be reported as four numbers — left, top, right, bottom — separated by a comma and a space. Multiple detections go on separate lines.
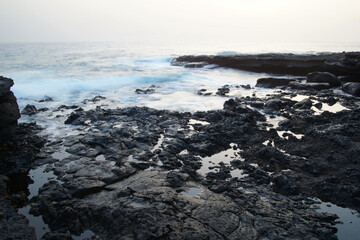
16, 89, 359, 239
0, 123, 45, 239
0, 123, 45, 176
0, 76, 44, 240
2, 53, 360, 239
0, 195, 36, 239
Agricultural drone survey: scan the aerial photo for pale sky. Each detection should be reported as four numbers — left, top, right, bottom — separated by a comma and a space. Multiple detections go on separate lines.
0, 0, 359, 43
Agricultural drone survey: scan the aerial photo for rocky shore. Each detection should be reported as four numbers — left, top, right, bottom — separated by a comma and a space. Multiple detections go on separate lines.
0, 76, 45, 239
172, 52, 360, 77
1, 53, 360, 239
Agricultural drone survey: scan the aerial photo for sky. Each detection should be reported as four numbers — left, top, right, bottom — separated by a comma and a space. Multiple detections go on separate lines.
0, 0, 359, 43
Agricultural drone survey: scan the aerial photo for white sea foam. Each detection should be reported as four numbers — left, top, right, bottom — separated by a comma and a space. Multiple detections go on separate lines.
1, 42, 359, 113
2, 46, 269, 112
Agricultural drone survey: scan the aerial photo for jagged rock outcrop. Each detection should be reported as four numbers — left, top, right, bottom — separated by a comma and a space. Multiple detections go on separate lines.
0, 76, 20, 142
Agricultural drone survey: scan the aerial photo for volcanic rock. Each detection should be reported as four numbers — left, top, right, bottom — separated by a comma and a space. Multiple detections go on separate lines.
173, 52, 360, 76
0, 76, 20, 142
307, 72, 340, 87
342, 82, 360, 96
21, 104, 38, 116
256, 77, 295, 88
289, 82, 332, 91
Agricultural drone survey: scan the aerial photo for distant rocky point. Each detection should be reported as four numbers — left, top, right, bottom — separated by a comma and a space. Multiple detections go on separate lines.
172, 52, 360, 77
173, 52, 360, 97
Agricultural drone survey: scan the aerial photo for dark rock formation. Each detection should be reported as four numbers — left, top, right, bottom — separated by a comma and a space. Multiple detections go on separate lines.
0, 76, 20, 142
184, 62, 207, 68
0, 77, 46, 240
39, 96, 54, 102
82, 95, 106, 104
288, 81, 332, 91
4, 53, 360, 239
173, 52, 360, 76
342, 82, 360, 96
256, 77, 296, 88
24, 88, 360, 239
0, 196, 36, 240
307, 72, 340, 87
216, 86, 230, 96
135, 88, 155, 94
21, 104, 38, 116
340, 75, 360, 83
0, 123, 45, 176
21, 104, 49, 116
294, 98, 312, 109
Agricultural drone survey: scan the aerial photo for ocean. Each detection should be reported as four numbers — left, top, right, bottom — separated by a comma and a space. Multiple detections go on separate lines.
1, 41, 359, 113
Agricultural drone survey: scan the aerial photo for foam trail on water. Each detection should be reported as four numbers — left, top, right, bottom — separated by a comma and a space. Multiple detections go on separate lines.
12, 72, 183, 102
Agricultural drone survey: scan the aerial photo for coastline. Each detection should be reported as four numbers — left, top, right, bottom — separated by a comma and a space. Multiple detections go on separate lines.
1, 52, 359, 239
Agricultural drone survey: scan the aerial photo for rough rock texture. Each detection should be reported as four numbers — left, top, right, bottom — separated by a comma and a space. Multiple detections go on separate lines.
342, 82, 360, 96
0, 77, 45, 240
0, 76, 20, 142
255, 77, 296, 88
4, 54, 360, 239
0, 123, 45, 176
0, 196, 36, 240
21, 104, 38, 116
307, 72, 341, 87
32, 169, 337, 240
22, 92, 360, 239
172, 52, 360, 76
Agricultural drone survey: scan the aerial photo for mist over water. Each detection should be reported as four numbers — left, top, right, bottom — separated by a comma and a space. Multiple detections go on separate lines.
1, 41, 359, 111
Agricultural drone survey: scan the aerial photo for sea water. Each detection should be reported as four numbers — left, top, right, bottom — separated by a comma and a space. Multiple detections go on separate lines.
1, 41, 359, 113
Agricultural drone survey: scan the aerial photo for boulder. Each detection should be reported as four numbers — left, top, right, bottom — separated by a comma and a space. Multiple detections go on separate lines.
294, 98, 312, 109
39, 95, 54, 102
255, 78, 295, 88
135, 88, 155, 94
240, 84, 251, 89
21, 104, 37, 116
272, 174, 297, 196
265, 99, 283, 110
342, 82, 360, 97
0, 76, 20, 142
217, 87, 230, 96
307, 72, 340, 87
64, 112, 81, 125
